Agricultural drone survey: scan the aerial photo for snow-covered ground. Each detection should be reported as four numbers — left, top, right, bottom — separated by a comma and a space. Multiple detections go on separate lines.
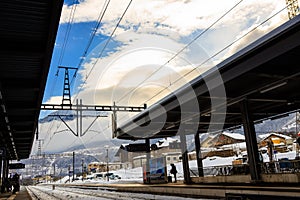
28, 185, 214, 200
52, 150, 299, 185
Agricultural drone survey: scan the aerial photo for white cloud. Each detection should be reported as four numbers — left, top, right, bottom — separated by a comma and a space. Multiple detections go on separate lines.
41, 0, 290, 153
60, 0, 286, 36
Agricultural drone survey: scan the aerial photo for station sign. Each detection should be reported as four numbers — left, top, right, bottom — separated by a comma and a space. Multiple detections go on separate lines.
9, 163, 25, 169
126, 143, 148, 152
0, 147, 6, 157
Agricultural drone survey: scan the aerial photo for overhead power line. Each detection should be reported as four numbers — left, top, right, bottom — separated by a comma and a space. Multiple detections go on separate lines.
143, 4, 290, 106
58, 0, 78, 66
73, 0, 133, 101
43, 0, 132, 151
115, 0, 244, 104
72, 0, 111, 80
97, 2, 291, 139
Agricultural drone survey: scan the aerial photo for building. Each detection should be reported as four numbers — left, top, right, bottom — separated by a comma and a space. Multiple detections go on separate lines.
162, 152, 182, 164
258, 133, 293, 153
197, 132, 246, 158
214, 132, 245, 147
87, 162, 122, 173
114, 143, 146, 169
132, 155, 147, 168
115, 138, 182, 169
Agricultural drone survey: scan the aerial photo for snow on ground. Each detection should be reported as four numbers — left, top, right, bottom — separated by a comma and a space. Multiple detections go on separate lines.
29, 185, 213, 200
53, 150, 299, 185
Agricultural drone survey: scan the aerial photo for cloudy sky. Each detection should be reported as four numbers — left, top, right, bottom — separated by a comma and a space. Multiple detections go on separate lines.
35, 0, 289, 154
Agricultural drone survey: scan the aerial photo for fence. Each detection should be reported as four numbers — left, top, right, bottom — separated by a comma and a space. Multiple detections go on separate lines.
190, 158, 300, 177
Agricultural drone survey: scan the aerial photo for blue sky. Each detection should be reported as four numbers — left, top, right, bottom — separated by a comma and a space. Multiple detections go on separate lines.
36, 0, 289, 153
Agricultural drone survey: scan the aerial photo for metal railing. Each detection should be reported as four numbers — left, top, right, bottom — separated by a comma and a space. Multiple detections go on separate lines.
189, 158, 300, 177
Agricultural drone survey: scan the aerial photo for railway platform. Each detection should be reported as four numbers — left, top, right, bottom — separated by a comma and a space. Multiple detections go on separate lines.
61, 182, 300, 199
0, 187, 31, 200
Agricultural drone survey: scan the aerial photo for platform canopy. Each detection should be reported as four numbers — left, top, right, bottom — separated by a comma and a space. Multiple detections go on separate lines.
116, 15, 300, 140
0, 0, 63, 160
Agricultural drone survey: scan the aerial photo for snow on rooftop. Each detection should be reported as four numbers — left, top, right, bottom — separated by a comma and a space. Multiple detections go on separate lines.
221, 142, 247, 150
133, 155, 146, 159
156, 137, 180, 148
258, 132, 292, 141
222, 132, 245, 140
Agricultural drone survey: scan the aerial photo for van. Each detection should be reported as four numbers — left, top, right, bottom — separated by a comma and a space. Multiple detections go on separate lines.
93, 173, 104, 179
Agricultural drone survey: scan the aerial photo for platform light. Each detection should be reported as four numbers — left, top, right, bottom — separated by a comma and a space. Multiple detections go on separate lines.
260, 81, 287, 94
1, 104, 6, 113
4, 116, 9, 123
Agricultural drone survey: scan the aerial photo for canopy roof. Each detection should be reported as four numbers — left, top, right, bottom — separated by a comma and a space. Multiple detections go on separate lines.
0, 0, 63, 160
116, 16, 300, 140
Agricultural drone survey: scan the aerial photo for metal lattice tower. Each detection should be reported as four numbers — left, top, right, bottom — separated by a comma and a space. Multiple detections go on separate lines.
58, 66, 77, 106
286, 0, 299, 19
37, 139, 44, 157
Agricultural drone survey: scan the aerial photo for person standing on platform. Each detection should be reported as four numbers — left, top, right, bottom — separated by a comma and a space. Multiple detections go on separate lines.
11, 173, 20, 194
170, 163, 177, 183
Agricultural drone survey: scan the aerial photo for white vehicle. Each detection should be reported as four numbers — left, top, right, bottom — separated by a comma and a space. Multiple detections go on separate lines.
92, 172, 104, 179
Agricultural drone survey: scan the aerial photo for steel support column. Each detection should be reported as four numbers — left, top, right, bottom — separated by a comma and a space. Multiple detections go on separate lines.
180, 134, 192, 184
145, 138, 150, 183
72, 152, 75, 182
0, 157, 2, 193
0, 157, 2, 181
240, 99, 261, 182
4, 159, 8, 180
194, 132, 204, 177
1, 158, 9, 192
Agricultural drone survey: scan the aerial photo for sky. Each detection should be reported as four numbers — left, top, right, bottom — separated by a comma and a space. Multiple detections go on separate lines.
35, 0, 290, 154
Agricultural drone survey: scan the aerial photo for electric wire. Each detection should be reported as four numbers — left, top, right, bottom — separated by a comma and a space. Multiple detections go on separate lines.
72, 0, 133, 102
44, 0, 132, 151
58, 1, 78, 66
68, 0, 247, 145
68, 0, 245, 145
70, 0, 111, 84
46, 0, 110, 151
43, 2, 288, 153
83, 3, 290, 143
41, 0, 78, 148
143, 4, 289, 106
45, 0, 111, 150
114, 0, 244, 104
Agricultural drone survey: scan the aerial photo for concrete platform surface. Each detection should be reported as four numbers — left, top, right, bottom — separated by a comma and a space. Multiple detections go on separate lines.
0, 187, 31, 200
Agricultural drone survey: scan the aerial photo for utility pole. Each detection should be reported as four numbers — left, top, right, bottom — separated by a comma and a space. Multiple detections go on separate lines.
81, 158, 84, 182
53, 164, 56, 177
106, 148, 109, 181
72, 152, 75, 182
68, 165, 71, 183
105, 146, 109, 181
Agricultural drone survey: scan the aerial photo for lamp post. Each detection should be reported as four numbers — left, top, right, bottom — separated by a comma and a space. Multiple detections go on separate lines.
104, 145, 109, 181
81, 158, 84, 182
68, 165, 71, 183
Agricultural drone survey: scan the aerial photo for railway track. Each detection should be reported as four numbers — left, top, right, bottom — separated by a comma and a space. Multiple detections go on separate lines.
26, 186, 65, 200
26, 184, 203, 200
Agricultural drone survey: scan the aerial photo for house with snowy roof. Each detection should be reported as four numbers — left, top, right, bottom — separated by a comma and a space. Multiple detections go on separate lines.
258, 132, 293, 153
214, 132, 245, 147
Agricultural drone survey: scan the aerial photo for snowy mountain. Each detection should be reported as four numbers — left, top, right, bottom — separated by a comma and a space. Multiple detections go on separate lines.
39, 110, 108, 123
